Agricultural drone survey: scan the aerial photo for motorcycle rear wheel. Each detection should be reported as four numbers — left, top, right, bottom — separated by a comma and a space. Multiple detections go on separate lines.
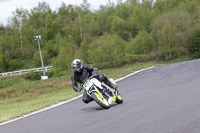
91, 92, 110, 109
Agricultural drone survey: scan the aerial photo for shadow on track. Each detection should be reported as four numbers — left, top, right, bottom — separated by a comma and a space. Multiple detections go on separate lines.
81, 103, 119, 111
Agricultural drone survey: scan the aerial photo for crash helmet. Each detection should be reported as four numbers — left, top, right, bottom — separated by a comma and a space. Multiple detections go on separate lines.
71, 59, 82, 72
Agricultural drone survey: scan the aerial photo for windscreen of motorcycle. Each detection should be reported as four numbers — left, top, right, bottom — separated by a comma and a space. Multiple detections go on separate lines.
83, 80, 93, 91
90, 78, 102, 89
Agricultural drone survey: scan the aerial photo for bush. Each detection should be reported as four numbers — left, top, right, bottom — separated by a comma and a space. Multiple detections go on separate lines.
8, 59, 24, 71
46, 71, 54, 78
127, 30, 154, 55
151, 10, 192, 60
0, 54, 9, 73
189, 28, 200, 58
88, 33, 127, 68
23, 71, 54, 80
23, 71, 43, 80
53, 42, 78, 75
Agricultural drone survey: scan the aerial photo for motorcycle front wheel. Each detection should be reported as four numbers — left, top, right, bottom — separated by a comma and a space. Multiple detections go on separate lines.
91, 92, 110, 109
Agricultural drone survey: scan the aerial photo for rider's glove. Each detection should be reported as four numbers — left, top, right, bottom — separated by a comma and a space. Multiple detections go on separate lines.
92, 70, 98, 75
77, 88, 82, 92
77, 84, 83, 92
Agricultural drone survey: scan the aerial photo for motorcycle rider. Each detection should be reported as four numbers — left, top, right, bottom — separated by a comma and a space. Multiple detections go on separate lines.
71, 59, 118, 104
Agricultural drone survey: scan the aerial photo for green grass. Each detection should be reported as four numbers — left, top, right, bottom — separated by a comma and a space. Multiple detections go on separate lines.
0, 77, 27, 89
99, 61, 162, 79
0, 89, 79, 121
0, 58, 191, 123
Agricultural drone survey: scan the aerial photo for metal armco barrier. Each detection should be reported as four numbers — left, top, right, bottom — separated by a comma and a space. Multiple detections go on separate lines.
0, 66, 53, 76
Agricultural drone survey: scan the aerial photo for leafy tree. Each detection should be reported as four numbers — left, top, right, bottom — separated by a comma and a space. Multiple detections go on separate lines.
128, 30, 154, 55
111, 16, 130, 40
0, 25, 6, 53
80, 33, 93, 63
53, 41, 78, 76
8, 59, 24, 71
29, 2, 60, 44
151, 10, 192, 59
178, 0, 200, 15
82, 13, 98, 37
153, 0, 181, 15
53, 48, 68, 76
89, 33, 126, 68
58, 3, 76, 37
43, 40, 58, 65
128, 3, 154, 37
1, 0, 200, 73
96, 4, 115, 35
11, 8, 29, 59
157, 21, 177, 60
189, 28, 200, 58
0, 52, 9, 72
81, 0, 91, 12
115, 1, 130, 20
33, 51, 41, 67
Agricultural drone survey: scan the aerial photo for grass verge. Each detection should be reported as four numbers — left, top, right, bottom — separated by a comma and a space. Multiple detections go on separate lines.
0, 58, 190, 123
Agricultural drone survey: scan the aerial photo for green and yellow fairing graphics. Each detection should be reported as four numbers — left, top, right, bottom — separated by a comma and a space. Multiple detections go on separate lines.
117, 94, 122, 100
94, 92, 108, 105
112, 96, 116, 102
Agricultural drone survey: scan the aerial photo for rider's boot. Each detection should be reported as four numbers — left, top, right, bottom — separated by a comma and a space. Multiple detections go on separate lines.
107, 79, 122, 99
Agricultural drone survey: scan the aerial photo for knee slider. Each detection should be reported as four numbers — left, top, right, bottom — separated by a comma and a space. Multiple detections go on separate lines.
82, 97, 90, 104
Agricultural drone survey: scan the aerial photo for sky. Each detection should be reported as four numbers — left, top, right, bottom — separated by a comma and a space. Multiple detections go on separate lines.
0, 0, 121, 25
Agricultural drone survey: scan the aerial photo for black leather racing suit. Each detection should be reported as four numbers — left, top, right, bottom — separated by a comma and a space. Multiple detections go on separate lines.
71, 64, 110, 103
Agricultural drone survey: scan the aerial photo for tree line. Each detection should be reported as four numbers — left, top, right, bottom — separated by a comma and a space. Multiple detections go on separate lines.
0, 0, 200, 75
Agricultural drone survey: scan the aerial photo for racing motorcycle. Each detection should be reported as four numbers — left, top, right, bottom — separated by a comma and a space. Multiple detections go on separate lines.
82, 74, 123, 109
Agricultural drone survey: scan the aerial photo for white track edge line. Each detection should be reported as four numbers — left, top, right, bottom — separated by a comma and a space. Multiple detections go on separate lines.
0, 66, 155, 126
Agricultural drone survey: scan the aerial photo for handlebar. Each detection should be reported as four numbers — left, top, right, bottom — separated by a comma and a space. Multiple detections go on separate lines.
81, 74, 97, 89
89, 74, 96, 79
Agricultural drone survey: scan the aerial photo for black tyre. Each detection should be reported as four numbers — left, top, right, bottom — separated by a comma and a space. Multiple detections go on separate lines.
91, 92, 110, 109
116, 93, 123, 104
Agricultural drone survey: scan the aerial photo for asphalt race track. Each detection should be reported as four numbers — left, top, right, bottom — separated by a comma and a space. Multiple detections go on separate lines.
1, 59, 200, 133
